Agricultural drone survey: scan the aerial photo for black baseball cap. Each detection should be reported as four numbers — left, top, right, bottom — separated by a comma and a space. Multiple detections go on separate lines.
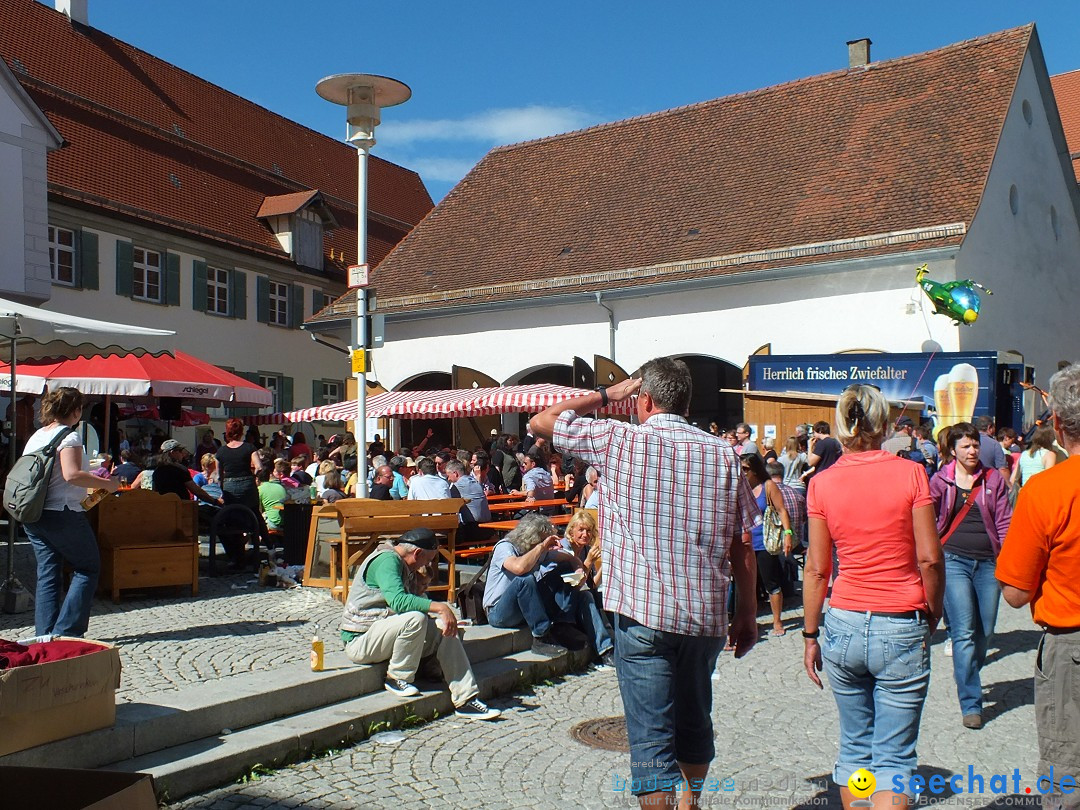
896, 416, 915, 428
394, 528, 439, 551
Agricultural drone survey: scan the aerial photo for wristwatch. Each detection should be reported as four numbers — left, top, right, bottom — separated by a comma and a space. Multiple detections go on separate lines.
801, 629, 820, 639
596, 387, 609, 407
783, 529, 793, 536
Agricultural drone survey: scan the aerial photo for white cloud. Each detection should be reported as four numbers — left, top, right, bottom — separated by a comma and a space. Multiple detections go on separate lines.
379, 105, 597, 146
404, 156, 482, 184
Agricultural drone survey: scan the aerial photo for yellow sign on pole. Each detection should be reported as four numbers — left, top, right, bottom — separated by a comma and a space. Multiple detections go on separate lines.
351, 349, 367, 374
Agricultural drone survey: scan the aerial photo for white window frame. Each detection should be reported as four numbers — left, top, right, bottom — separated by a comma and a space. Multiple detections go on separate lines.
133, 246, 162, 302
320, 380, 342, 406
260, 373, 281, 412
207, 266, 230, 316
48, 225, 76, 286
269, 281, 289, 326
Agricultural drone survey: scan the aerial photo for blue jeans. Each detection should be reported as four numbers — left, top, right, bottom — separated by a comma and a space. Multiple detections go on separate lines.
488, 573, 613, 656
821, 608, 930, 795
487, 574, 555, 638
614, 614, 723, 795
943, 553, 1000, 716
24, 507, 100, 637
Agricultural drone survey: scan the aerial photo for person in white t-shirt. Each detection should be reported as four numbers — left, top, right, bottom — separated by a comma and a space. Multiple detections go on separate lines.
22, 387, 119, 637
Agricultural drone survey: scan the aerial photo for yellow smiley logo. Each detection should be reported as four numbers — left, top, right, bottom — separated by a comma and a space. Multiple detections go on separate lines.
847, 768, 876, 799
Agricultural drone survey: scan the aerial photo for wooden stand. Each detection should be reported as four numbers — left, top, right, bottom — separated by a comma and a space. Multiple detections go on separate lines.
302, 498, 465, 603
88, 489, 198, 602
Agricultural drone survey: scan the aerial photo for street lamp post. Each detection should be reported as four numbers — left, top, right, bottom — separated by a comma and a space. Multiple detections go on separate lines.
316, 73, 410, 497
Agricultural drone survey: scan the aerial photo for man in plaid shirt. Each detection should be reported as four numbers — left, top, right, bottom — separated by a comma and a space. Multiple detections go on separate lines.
531, 356, 760, 809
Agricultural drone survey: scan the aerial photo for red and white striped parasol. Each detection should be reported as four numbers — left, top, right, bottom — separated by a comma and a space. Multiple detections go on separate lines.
244, 383, 634, 424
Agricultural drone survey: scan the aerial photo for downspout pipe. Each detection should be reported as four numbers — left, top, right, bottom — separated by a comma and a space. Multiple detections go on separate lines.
595, 292, 615, 362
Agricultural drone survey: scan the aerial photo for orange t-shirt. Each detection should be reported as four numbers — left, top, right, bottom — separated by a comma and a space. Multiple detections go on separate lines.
996, 455, 1080, 629
807, 450, 933, 612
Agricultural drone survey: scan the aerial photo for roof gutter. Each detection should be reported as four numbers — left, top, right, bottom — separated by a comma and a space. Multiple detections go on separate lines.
595, 292, 615, 362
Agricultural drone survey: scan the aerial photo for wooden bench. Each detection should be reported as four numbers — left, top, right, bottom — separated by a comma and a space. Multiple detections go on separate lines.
302, 498, 466, 603
88, 489, 198, 602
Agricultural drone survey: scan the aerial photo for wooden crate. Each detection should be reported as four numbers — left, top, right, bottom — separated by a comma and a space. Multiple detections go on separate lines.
88, 489, 198, 602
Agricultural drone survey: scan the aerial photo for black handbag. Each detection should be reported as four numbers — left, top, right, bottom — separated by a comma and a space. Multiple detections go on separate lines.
456, 554, 491, 624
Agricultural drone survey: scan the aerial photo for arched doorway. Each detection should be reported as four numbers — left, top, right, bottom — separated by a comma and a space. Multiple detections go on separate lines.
507, 364, 573, 437
395, 371, 452, 453
672, 354, 743, 432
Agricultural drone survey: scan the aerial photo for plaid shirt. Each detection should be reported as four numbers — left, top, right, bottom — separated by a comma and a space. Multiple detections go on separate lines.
555, 410, 760, 636
775, 482, 806, 542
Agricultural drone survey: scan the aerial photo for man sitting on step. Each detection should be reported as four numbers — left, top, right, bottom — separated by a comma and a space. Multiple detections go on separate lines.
339, 527, 500, 721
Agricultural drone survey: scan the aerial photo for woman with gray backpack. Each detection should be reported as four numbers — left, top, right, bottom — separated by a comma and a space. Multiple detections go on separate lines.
19, 387, 118, 637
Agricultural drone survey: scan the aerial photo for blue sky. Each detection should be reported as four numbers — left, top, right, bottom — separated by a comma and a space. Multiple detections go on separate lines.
80, 1, 1080, 203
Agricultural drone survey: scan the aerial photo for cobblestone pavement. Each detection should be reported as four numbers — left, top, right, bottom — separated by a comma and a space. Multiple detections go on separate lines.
0, 537, 342, 702
1, 535, 1046, 808
168, 596, 1044, 810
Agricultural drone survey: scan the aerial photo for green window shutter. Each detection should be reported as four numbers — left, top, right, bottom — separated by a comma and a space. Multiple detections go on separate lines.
281, 375, 294, 412
256, 276, 269, 324
312, 379, 323, 408
115, 240, 133, 297
165, 253, 181, 306
231, 270, 247, 320
192, 260, 207, 313
311, 287, 324, 316
78, 230, 99, 290
289, 284, 304, 329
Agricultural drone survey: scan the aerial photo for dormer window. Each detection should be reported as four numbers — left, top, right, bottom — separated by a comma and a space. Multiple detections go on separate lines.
256, 190, 338, 271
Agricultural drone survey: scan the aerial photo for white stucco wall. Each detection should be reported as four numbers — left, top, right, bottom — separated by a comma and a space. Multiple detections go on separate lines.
373, 252, 963, 390
0, 73, 54, 301
957, 52, 1080, 385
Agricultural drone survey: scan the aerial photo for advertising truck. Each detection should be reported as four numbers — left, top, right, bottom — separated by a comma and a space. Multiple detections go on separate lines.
746, 351, 1036, 439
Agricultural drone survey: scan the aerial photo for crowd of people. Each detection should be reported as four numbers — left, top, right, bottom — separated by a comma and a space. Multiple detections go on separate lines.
11, 357, 1080, 809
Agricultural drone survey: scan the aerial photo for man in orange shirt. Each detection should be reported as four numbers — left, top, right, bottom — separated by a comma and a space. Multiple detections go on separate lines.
997, 363, 1080, 808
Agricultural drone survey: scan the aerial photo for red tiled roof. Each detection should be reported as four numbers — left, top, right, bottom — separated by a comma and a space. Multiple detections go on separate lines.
1050, 69, 1080, 175
0, 0, 432, 273
256, 190, 322, 220
311, 25, 1032, 321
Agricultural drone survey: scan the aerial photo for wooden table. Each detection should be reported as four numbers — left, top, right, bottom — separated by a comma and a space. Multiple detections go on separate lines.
486, 498, 568, 514
478, 513, 572, 533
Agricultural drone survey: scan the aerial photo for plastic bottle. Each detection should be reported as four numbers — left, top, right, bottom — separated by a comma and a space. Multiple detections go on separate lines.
310, 626, 324, 672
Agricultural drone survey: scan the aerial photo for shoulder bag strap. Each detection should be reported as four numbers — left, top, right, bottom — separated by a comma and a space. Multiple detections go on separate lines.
940, 480, 983, 545
37, 426, 76, 458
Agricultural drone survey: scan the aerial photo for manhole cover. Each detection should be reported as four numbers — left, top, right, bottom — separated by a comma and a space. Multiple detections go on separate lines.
570, 716, 629, 752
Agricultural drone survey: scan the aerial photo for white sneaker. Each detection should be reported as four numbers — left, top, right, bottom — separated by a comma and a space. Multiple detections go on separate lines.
943, 638, 953, 657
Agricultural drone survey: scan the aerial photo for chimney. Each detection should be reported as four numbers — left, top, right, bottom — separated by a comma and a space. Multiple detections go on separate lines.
847, 38, 871, 68
56, 0, 89, 26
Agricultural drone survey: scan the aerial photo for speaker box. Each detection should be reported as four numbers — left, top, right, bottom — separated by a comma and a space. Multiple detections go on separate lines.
159, 398, 182, 421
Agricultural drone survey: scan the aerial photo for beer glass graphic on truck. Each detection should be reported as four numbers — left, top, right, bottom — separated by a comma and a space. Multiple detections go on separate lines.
933, 374, 952, 438
933, 363, 979, 437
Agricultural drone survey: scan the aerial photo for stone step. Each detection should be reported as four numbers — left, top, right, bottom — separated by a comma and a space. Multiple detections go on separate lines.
0, 625, 537, 772
111, 647, 590, 803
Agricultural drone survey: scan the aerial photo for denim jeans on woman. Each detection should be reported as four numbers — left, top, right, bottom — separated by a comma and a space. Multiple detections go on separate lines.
942, 552, 1000, 717
821, 608, 931, 795
24, 507, 100, 637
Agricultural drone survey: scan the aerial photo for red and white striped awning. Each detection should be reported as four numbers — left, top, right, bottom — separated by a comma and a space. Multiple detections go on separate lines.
243, 384, 634, 424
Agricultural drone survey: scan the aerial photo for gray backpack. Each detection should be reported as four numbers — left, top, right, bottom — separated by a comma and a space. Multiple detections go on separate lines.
3, 427, 74, 524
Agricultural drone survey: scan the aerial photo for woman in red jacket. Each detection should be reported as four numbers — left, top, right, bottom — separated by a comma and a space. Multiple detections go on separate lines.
929, 421, 1012, 730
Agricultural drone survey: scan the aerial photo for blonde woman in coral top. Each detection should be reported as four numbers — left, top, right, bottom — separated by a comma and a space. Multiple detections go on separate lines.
803, 385, 944, 809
